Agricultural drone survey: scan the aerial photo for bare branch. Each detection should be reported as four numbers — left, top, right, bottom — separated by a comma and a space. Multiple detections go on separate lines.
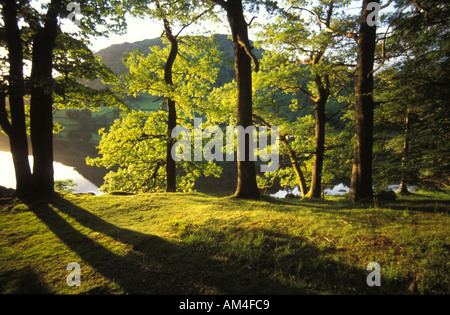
291, 6, 358, 41
368, 24, 391, 77
247, 16, 257, 26
368, 0, 423, 76
380, 0, 395, 9
175, 6, 213, 38
412, 0, 429, 23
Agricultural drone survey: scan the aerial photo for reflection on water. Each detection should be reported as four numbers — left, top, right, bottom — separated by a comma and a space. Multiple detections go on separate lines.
271, 183, 350, 198
0, 151, 100, 195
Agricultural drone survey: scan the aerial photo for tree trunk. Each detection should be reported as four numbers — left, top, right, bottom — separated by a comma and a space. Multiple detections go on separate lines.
281, 136, 308, 197
163, 20, 178, 193
307, 75, 329, 198
399, 108, 410, 195
349, 0, 379, 201
226, 0, 260, 199
29, 5, 60, 195
1, 0, 33, 196
166, 97, 177, 192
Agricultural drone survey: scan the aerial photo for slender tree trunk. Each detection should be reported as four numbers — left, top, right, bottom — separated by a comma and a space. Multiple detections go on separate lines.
307, 75, 329, 198
165, 97, 177, 192
1, 0, 32, 196
349, 0, 379, 201
163, 20, 178, 193
226, 0, 260, 199
399, 108, 410, 195
307, 99, 326, 198
281, 136, 308, 197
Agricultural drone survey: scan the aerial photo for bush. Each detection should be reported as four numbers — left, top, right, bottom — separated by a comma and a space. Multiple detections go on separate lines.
54, 179, 77, 193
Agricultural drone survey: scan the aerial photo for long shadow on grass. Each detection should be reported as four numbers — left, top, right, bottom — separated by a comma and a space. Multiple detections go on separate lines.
24, 194, 305, 294
179, 222, 407, 294
24, 194, 406, 294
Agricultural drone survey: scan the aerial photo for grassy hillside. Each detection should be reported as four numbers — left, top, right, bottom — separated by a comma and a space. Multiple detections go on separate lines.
0, 190, 448, 295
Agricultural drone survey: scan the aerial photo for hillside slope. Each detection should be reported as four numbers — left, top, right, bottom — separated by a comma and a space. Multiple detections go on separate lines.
87, 34, 263, 90
0, 190, 448, 294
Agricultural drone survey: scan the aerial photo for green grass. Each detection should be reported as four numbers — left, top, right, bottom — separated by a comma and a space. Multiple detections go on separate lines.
0, 190, 449, 294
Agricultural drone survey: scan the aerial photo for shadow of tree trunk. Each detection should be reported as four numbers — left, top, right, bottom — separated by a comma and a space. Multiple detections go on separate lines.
25, 195, 304, 294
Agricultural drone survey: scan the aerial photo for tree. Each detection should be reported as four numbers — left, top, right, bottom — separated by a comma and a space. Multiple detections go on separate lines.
88, 33, 223, 193
373, 0, 450, 191
29, 0, 67, 195
123, 35, 221, 192
0, 0, 127, 197
0, 0, 32, 196
87, 110, 223, 193
255, 0, 356, 198
348, 0, 380, 201
211, 0, 264, 199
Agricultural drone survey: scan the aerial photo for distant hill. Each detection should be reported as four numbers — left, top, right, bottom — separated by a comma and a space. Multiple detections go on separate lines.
86, 34, 263, 90
95, 37, 164, 77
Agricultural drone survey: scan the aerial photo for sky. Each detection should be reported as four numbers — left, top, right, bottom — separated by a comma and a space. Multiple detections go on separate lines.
89, 16, 165, 52
69, 13, 231, 53
60, 0, 388, 53
51, 0, 401, 53
79, 4, 378, 54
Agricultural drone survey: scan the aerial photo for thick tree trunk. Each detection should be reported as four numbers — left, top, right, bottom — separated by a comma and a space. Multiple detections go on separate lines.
226, 0, 260, 199
29, 6, 60, 195
163, 20, 178, 193
349, 0, 379, 201
2, 0, 33, 196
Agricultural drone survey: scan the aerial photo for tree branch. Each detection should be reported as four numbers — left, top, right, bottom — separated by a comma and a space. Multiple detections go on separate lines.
368, 0, 422, 76
252, 113, 272, 128
380, 0, 394, 9
247, 16, 257, 26
368, 24, 390, 77
291, 6, 358, 41
412, 0, 429, 23
175, 6, 214, 38
325, 102, 352, 122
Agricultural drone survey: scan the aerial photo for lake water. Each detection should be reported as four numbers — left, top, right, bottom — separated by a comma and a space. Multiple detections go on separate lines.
270, 182, 351, 198
1, 146, 402, 198
0, 150, 354, 198
0, 151, 100, 195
